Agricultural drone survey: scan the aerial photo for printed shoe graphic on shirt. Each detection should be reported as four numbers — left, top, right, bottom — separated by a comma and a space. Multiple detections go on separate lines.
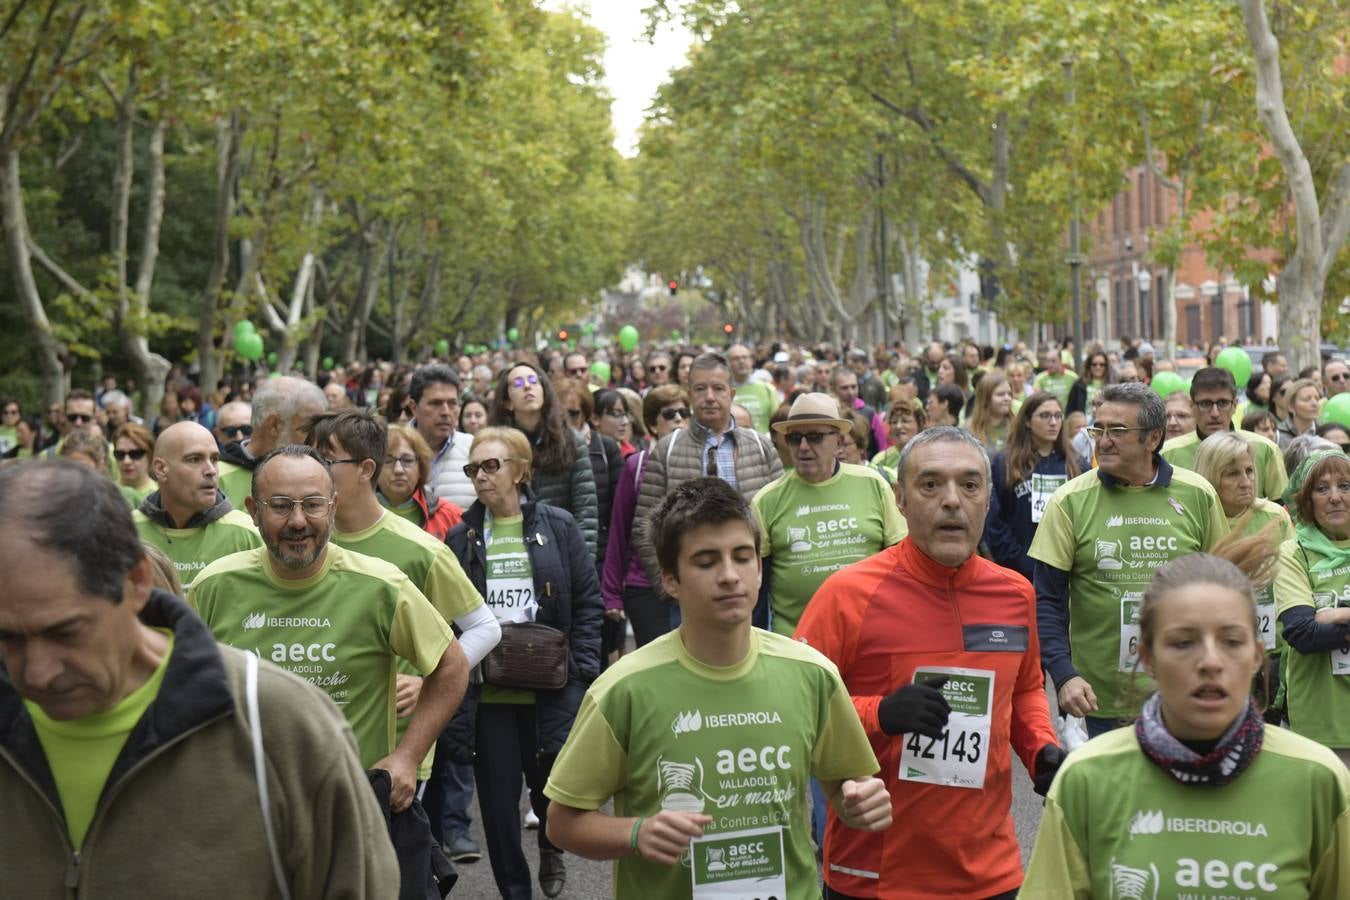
1095, 538, 1124, 571
1109, 859, 1159, 900
658, 756, 707, 813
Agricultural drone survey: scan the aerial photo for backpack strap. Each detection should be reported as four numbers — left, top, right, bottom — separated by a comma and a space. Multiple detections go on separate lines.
245, 653, 293, 900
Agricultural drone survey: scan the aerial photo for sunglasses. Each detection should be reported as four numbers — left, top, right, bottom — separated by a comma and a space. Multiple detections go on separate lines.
221, 424, 254, 439
114, 448, 147, 462
786, 431, 832, 445
659, 407, 690, 421
511, 374, 540, 390
463, 457, 518, 478
66, 413, 93, 424
566, 367, 588, 377
649, 364, 669, 372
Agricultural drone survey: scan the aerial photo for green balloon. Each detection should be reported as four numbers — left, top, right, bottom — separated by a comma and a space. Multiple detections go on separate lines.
589, 361, 611, 383
266, 351, 278, 365
233, 320, 256, 338
1213, 346, 1252, 388
618, 325, 640, 353
506, 327, 520, 342
581, 323, 594, 336
322, 356, 335, 371
1323, 393, 1350, 428
1150, 370, 1185, 398
235, 331, 264, 361
435, 338, 450, 356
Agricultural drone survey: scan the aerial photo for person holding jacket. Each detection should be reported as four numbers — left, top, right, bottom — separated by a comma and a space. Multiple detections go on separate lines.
985, 393, 1083, 581
0, 461, 397, 898
446, 427, 603, 899
488, 362, 599, 560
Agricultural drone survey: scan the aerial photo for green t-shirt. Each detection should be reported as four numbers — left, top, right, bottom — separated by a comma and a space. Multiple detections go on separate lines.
1230, 499, 1294, 653
1028, 466, 1228, 718
119, 481, 156, 508
333, 509, 483, 765
0, 424, 16, 455
1275, 536, 1350, 748
26, 633, 174, 849
133, 508, 262, 588
543, 628, 879, 900
216, 460, 253, 512
189, 544, 453, 767
870, 446, 900, 484
1033, 371, 1078, 407
1021, 724, 1350, 899
1161, 428, 1288, 502
752, 464, 907, 636
381, 495, 425, 527
734, 381, 780, 433
483, 514, 536, 704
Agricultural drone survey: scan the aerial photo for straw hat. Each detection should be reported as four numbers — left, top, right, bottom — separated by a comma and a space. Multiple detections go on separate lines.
771, 392, 852, 434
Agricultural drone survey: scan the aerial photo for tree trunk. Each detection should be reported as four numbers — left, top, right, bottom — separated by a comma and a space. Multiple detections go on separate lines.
1240, 0, 1350, 372
197, 114, 242, 395
0, 146, 66, 404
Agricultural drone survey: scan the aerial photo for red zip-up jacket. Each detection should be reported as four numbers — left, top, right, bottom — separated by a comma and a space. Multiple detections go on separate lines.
796, 537, 1056, 899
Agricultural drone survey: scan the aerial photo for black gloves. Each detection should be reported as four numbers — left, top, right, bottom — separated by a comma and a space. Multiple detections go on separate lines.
877, 675, 950, 737
1033, 744, 1066, 797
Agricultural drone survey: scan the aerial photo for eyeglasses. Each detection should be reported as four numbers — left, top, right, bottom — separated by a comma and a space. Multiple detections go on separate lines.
324, 458, 362, 467
1034, 411, 1064, 421
603, 409, 628, 420
384, 455, 418, 470
510, 374, 540, 390
1195, 399, 1234, 413
786, 431, 831, 446
113, 448, 147, 462
1312, 480, 1350, 498
659, 407, 690, 422
221, 424, 254, 439
464, 457, 518, 478
649, 364, 668, 372
66, 413, 93, 424
259, 495, 333, 518
1086, 425, 1153, 441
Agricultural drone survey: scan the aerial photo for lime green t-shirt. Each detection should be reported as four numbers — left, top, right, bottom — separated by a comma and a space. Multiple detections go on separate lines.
752, 464, 907, 636
1033, 371, 1078, 407
1021, 725, 1350, 899
26, 633, 174, 849
544, 628, 879, 900
1161, 428, 1288, 501
380, 495, 425, 527
133, 508, 262, 589
189, 544, 453, 767
119, 481, 156, 508
1028, 466, 1228, 719
333, 510, 483, 766
1274, 536, 1350, 748
734, 381, 780, 433
216, 460, 253, 512
483, 514, 536, 704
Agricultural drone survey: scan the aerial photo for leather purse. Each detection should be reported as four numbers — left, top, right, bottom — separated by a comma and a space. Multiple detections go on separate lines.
481, 622, 569, 691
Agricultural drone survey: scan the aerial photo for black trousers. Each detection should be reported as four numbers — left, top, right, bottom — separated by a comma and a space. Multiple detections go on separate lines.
474, 702, 558, 899
624, 583, 672, 648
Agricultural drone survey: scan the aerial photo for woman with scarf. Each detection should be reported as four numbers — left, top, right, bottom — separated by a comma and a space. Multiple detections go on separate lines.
1022, 533, 1350, 897
1274, 448, 1350, 767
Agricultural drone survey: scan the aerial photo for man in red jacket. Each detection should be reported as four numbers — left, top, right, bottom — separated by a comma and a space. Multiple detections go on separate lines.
797, 426, 1063, 900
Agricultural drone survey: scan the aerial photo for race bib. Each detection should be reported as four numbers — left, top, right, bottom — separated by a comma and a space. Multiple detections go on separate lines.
1333, 645, 1350, 677
1118, 593, 1143, 672
486, 549, 536, 624
690, 826, 786, 900
1028, 473, 1065, 524
898, 667, 994, 790
1256, 602, 1277, 652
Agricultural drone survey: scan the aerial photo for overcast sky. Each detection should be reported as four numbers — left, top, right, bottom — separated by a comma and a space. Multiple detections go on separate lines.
542, 0, 693, 157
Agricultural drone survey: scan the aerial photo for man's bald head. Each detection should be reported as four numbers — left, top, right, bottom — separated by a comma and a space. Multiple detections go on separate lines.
152, 422, 221, 521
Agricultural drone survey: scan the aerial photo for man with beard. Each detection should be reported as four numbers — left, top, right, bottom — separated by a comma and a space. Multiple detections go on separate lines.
133, 422, 260, 589
189, 445, 469, 813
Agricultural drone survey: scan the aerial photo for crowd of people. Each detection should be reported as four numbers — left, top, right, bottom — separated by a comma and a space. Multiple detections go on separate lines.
2, 332, 1350, 899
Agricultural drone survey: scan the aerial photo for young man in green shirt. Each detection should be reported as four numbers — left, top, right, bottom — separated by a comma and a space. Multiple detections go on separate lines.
133, 422, 261, 588
1033, 345, 1077, 408
190, 444, 469, 812
545, 477, 890, 900
728, 343, 779, 433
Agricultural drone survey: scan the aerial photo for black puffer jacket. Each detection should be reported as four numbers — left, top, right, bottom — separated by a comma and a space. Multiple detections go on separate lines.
587, 429, 622, 569
526, 428, 599, 560
443, 493, 603, 763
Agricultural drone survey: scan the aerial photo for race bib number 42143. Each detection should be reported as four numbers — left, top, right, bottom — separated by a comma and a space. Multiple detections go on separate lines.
898, 667, 995, 790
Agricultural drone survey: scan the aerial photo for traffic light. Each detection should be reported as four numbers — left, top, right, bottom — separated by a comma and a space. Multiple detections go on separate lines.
722, 323, 734, 335
669, 280, 678, 296
557, 329, 569, 341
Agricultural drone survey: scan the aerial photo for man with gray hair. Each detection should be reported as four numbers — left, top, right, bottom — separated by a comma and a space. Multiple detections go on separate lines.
217, 375, 326, 509
1030, 382, 1228, 740
797, 426, 1062, 899
100, 389, 139, 430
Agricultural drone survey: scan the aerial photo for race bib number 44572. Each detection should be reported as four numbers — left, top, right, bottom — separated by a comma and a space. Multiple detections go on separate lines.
898, 667, 994, 790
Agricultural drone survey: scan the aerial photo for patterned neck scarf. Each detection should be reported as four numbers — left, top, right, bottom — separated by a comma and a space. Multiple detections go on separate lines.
1135, 693, 1264, 787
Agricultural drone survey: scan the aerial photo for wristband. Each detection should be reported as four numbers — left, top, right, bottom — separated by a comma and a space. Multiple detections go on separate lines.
629, 816, 645, 853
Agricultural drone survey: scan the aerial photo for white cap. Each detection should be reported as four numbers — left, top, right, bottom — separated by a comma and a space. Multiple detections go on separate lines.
773, 351, 789, 363
1138, 341, 1155, 356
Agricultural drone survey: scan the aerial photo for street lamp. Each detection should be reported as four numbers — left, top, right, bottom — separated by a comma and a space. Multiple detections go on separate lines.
1137, 267, 1152, 348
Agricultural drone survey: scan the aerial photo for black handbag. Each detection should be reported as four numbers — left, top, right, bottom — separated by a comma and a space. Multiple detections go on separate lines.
481, 622, 569, 691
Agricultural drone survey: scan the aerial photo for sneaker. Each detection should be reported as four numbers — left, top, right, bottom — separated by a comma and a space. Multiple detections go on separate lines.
539, 848, 566, 898
524, 808, 540, 829
445, 835, 481, 864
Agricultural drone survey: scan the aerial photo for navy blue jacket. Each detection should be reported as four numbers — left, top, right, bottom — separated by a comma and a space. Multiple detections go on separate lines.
985, 450, 1076, 581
